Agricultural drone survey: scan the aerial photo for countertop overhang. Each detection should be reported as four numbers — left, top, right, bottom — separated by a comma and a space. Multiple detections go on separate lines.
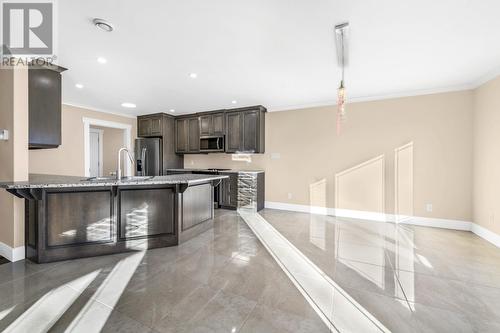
0, 173, 229, 190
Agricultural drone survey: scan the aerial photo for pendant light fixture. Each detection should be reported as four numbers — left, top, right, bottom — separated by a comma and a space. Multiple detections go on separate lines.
335, 22, 349, 135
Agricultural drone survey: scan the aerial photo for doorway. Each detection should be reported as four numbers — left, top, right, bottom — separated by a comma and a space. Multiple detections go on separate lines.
89, 128, 103, 177
83, 117, 133, 178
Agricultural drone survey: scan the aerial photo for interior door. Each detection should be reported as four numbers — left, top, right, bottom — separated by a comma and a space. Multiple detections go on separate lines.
89, 131, 100, 177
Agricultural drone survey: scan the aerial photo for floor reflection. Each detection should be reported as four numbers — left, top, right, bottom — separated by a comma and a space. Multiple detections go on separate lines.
124, 204, 149, 238
0, 210, 329, 333
3, 270, 101, 332
259, 208, 500, 332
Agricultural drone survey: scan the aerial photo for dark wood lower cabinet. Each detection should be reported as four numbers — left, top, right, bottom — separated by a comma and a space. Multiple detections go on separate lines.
22, 182, 217, 263
46, 190, 113, 247
119, 187, 175, 239
219, 172, 238, 210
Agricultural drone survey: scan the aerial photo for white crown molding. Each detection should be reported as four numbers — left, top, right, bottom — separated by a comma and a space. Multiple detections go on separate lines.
63, 102, 137, 119
469, 67, 500, 90
0, 242, 25, 262
66, 73, 500, 117
267, 83, 474, 112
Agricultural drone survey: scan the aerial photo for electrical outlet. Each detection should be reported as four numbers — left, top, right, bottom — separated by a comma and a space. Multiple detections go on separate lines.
287, 193, 293, 199
425, 203, 433, 212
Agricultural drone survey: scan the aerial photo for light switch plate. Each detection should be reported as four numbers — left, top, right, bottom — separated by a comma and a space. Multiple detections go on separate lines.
0, 129, 9, 141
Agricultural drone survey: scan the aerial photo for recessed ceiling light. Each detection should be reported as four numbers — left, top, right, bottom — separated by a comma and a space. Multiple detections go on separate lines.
231, 100, 237, 104
121, 102, 136, 108
75, 83, 84, 89
93, 18, 114, 32
97, 57, 107, 64
169, 109, 175, 113
189, 73, 197, 79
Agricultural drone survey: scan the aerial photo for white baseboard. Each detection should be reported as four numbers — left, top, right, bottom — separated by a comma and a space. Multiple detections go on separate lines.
471, 223, 500, 248
0, 242, 25, 262
264, 201, 314, 213
264, 201, 499, 248
333, 208, 388, 222
398, 216, 472, 231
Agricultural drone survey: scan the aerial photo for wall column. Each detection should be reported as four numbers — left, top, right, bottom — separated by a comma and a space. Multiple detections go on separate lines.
0, 64, 29, 261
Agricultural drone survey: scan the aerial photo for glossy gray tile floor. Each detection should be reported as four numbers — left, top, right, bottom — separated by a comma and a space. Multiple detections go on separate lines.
0, 210, 329, 333
260, 209, 500, 333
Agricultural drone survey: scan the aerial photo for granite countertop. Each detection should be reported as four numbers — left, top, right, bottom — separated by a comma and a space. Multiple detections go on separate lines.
0, 173, 228, 189
167, 168, 265, 174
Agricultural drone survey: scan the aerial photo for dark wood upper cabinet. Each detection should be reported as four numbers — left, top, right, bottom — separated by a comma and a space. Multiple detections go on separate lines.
175, 116, 199, 154
138, 118, 151, 137
199, 115, 212, 136
199, 112, 224, 137
137, 115, 162, 137
143, 105, 265, 155
225, 106, 266, 154
188, 117, 200, 152
28, 65, 67, 149
212, 113, 224, 135
150, 117, 162, 136
242, 110, 259, 152
175, 118, 188, 153
226, 112, 242, 153
137, 113, 183, 171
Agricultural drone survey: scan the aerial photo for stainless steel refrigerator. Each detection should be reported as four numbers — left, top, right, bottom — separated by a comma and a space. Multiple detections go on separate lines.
135, 138, 162, 176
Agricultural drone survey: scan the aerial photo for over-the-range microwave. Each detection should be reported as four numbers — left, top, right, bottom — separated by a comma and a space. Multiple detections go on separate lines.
199, 136, 225, 152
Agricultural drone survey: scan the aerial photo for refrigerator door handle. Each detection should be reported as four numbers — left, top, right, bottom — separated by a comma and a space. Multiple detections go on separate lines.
141, 147, 147, 175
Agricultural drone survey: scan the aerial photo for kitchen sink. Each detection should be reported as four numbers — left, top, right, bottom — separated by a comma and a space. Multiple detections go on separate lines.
83, 176, 154, 182
119, 176, 154, 181
83, 177, 116, 182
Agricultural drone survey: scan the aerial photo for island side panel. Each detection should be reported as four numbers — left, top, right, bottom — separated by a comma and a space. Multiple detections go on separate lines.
178, 183, 214, 243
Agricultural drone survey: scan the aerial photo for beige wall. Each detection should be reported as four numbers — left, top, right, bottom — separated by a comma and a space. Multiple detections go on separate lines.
473, 76, 500, 234
336, 155, 385, 213
185, 90, 474, 222
30, 104, 136, 177
0, 65, 29, 249
91, 126, 126, 176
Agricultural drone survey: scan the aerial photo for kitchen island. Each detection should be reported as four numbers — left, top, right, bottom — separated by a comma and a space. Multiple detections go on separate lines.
1, 174, 227, 263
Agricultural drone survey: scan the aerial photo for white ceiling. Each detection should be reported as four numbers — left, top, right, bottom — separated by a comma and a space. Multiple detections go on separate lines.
58, 0, 500, 116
